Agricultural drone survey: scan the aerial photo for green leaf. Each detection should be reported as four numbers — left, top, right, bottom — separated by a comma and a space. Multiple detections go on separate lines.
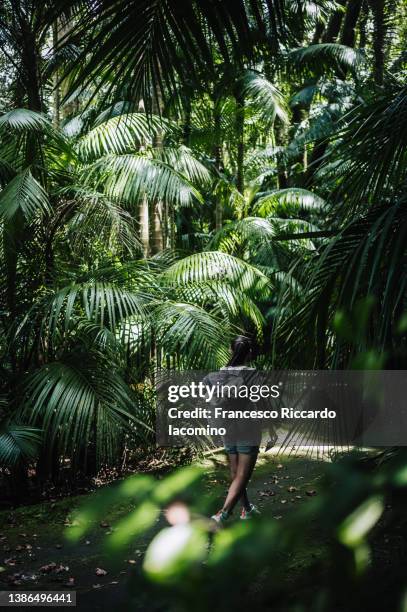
153, 466, 203, 505
337, 495, 384, 547
108, 501, 160, 550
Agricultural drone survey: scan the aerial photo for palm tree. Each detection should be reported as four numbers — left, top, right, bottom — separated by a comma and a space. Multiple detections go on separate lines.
271, 79, 407, 368
0, 106, 271, 480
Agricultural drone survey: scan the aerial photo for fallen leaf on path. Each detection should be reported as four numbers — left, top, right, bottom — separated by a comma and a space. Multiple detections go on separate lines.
287, 486, 297, 492
65, 577, 75, 587
259, 490, 275, 497
100, 521, 110, 528
95, 568, 107, 576
20, 573, 38, 582
276, 464, 283, 469
92, 584, 102, 589
39, 562, 57, 573
273, 515, 283, 520
306, 490, 317, 496
127, 560, 136, 565
4, 558, 17, 566
280, 499, 287, 504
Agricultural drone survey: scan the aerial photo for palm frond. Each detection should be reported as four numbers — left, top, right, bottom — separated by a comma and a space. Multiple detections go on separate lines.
20, 358, 150, 467
288, 43, 363, 75
61, 0, 284, 109
256, 188, 326, 216
154, 147, 211, 186
0, 169, 51, 221
56, 185, 142, 255
171, 281, 265, 337
93, 154, 204, 208
79, 113, 169, 161
161, 251, 271, 299
0, 422, 41, 467
327, 83, 407, 209
154, 301, 231, 368
240, 70, 289, 125
0, 108, 53, 134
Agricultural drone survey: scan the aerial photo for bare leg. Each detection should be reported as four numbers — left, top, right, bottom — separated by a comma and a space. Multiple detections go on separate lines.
228, 454, 251, 511
223, 452, 258, 514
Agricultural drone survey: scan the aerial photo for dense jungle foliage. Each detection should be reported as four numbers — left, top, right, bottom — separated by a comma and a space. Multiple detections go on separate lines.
0, 1, 407, 611
1, 0, 406, 483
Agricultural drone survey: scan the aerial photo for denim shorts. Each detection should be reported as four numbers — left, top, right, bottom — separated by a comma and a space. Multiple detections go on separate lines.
224, 444, 259, 455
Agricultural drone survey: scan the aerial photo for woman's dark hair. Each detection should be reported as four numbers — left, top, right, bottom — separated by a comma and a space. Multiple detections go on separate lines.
227, 335, 257, 367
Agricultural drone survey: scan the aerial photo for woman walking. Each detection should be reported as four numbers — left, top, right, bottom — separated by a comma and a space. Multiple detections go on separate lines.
210, 336, 262, 524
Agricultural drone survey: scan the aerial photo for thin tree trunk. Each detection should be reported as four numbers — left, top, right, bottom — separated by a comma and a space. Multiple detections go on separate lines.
183, 97, 192, 146
322, 0, 347, 42
139, 197, 149, 256
213, 98, 224, 231
52, 21, 60, 128
21, 28, 43, 112
369, 0, 385, 85
150, 87, 164, 254
340, 0, 363, 46
358, 0, 369, 47
59, 15, 79, 119
235, 90, 245, 194
312, 21, 325, 44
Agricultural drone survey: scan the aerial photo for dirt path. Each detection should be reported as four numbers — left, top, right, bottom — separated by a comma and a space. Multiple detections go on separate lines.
0, 452, 327, 610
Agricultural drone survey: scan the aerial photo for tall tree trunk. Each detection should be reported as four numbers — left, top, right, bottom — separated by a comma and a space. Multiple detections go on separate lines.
213, 98, 224, 231
20, 28, 43, 112
312, 21, 325, 44
149, 90, 164, 254
139, 197, 150, 256
58, 14, 79, 119
52, 21, 61, 128
340, 0, 363, 46
305, 142, 328, 184
235, 90, 245, 194
358, 0, 369, 47
322, 0, 347, 42
6, 18, 42, 361
369, 0, 385, 85
183, 97, 192, 146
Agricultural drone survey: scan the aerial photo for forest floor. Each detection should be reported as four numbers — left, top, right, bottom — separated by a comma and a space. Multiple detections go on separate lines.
0, 451, 328, 610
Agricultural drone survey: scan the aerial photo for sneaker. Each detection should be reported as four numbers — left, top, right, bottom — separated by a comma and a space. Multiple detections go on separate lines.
240, 504, 260, 520
211, 510, 230, 524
